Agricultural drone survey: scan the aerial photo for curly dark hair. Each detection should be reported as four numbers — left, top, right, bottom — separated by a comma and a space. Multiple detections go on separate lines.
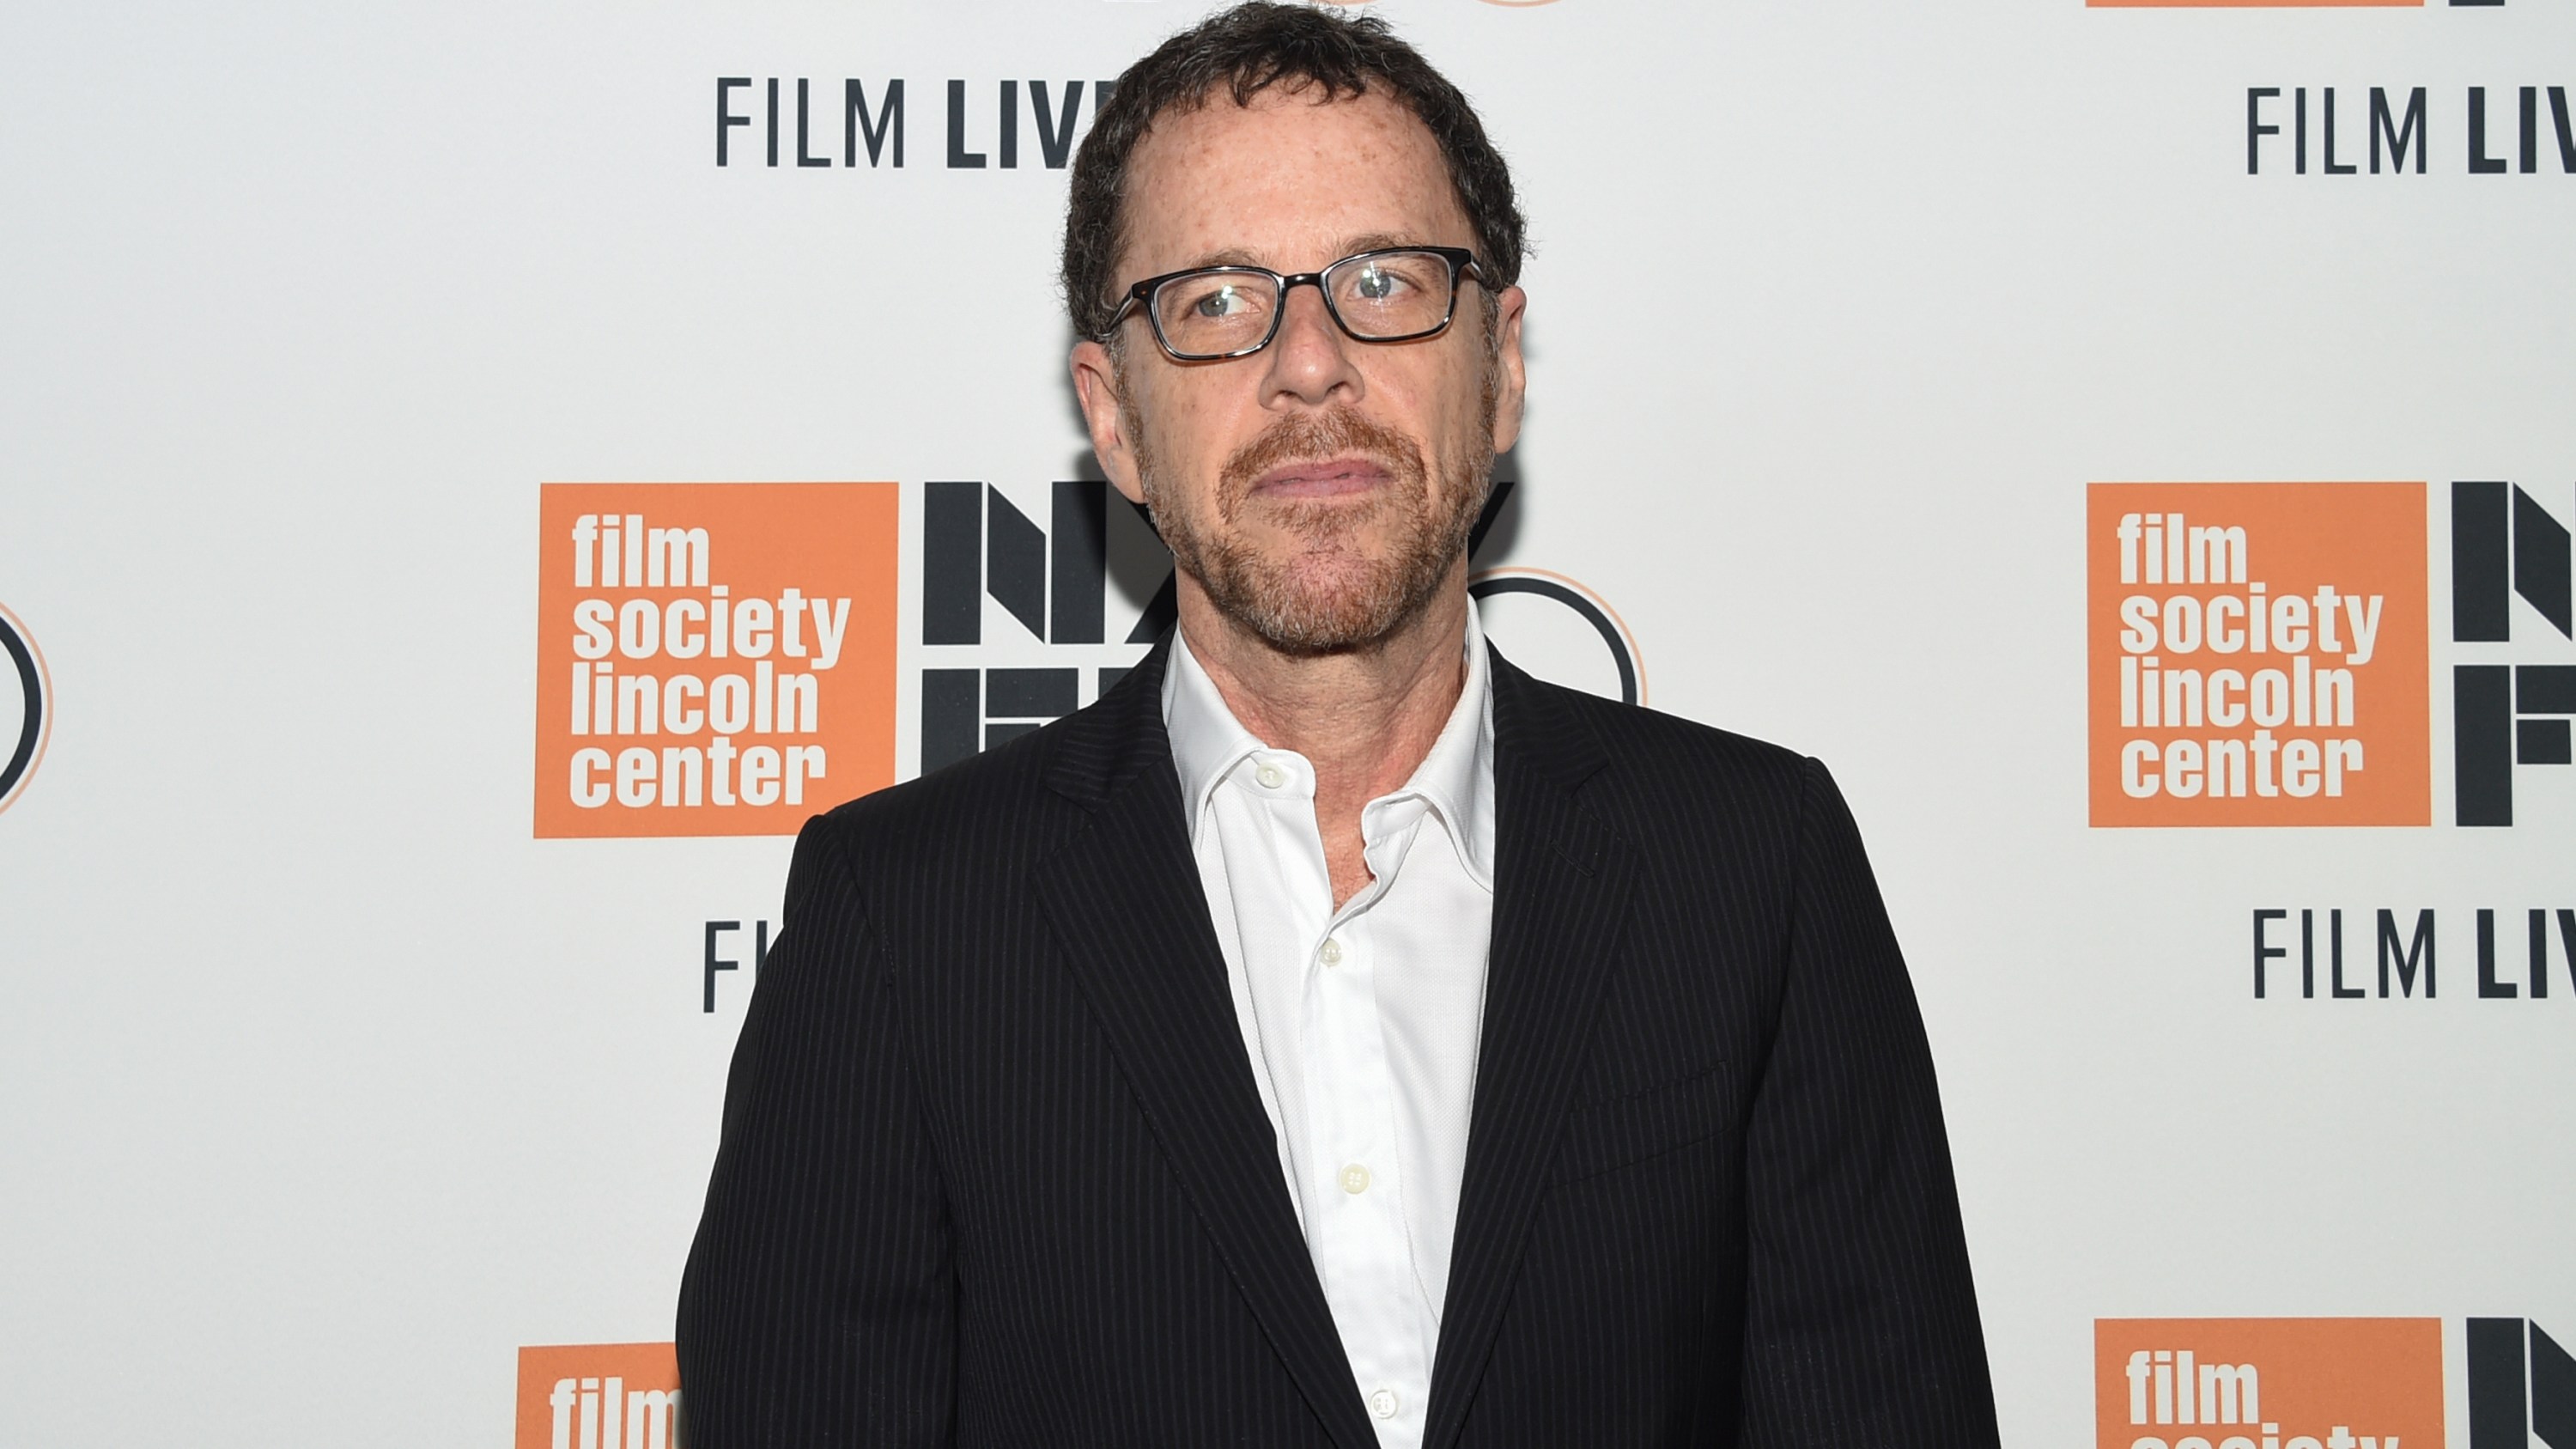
1061, 2, 1526, 344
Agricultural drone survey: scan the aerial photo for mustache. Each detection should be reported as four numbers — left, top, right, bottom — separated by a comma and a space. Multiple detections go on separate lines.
1217, 408, 1425, 511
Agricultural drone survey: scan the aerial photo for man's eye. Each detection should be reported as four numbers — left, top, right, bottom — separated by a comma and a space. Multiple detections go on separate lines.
1194, 285, 1245, 317
1352, 267, 1400, 300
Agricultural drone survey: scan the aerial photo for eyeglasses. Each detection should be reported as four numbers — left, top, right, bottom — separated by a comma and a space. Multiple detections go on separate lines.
1103, 247, 1484, 362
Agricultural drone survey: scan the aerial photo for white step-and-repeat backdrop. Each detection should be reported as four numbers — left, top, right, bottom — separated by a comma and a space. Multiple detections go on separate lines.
4, 1, 2571, 1445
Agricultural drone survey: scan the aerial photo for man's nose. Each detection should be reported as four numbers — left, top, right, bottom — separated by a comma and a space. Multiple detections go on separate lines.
1259, 283, 1364, 407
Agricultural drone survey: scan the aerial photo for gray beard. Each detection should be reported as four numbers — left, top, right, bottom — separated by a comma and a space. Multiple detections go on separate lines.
1137, 405, 1492, 657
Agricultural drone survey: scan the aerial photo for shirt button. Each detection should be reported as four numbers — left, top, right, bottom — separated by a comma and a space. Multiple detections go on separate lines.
1340, 1163, 1371, 1195
1319, 938, 1343, 967
1254, 761, 1286, 789
1370, 1388, 1400, 1420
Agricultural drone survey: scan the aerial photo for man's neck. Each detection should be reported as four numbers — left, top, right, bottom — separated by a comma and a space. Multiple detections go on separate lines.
1177, 564, 1473, 908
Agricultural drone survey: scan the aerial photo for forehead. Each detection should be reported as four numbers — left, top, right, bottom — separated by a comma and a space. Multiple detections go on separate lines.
1118, 86, 1469, 277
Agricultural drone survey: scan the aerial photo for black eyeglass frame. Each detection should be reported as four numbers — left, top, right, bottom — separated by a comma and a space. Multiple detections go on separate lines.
1101, 246, 1485, 362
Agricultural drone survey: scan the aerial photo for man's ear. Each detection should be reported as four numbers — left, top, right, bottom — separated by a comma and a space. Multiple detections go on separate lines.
1486, 284, 1530, 457
1071, 339, 1147, 506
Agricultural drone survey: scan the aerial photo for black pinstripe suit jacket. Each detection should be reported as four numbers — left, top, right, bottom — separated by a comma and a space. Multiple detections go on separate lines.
677, 640, 1998, 1449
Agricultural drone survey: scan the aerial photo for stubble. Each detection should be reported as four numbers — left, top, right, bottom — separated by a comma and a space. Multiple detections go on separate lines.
1126, 367, 1497, 657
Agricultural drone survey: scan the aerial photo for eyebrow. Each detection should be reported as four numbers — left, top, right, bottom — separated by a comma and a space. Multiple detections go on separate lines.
1176, 233, 1431, 272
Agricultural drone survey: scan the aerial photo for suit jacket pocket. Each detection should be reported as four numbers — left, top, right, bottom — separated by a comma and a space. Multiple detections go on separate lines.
1547, 1062, 1735, 1186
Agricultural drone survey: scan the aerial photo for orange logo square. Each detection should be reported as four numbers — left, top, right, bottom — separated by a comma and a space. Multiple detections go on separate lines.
514, 1342, 683, 1449
534, 483, 899, 837
2088, 484, 2428, 827
2094, 1318, 2442, 1448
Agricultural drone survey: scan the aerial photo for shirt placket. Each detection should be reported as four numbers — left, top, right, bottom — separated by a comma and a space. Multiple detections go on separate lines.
1300, 797, 1431, 1447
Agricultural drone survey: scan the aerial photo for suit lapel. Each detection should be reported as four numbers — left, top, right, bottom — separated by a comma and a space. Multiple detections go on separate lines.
1421, 652, 1636, 1449
1031, 646, 1382, 1449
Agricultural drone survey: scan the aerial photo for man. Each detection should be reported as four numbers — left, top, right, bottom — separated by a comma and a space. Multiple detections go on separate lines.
677, 7, 1999, 1447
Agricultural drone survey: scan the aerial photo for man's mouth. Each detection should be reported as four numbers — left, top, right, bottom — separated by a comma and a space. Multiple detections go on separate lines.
1246, 457, 1394, 500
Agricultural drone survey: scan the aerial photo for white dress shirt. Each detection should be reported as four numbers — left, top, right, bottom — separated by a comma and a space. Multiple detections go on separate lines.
1161, 603, 1497, 1449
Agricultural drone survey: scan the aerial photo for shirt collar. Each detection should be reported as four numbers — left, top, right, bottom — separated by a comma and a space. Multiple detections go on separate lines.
1161, 600, 1497, 891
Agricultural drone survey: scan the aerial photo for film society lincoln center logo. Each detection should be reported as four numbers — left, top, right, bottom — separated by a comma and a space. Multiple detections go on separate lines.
2097, 1316, 2576, 1449
534, 483, 898, 837
515, 1342, 683, 1449
2087, 483, 2429, 826
2093, 1318, 2442, 1449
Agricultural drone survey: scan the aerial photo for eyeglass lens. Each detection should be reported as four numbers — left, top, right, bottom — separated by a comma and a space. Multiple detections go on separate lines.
1151, 251, 1455, 356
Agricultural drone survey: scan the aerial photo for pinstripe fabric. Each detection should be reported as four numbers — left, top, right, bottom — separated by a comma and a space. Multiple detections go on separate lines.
677, 638, 1999, 1449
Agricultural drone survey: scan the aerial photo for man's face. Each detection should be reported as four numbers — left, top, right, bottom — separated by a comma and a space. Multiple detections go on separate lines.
1071, 87, 1528, 656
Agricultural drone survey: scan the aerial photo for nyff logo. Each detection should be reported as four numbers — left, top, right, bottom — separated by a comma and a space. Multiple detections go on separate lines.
918, 478, 1172, 775
2088, 484, 2429, 826
2451, 481, 2575, 826
2094, 1318, 2441, 1449
514, 1342, 683, 1449
533, 483, 899, 837
2467, 1317, 2576, 1446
